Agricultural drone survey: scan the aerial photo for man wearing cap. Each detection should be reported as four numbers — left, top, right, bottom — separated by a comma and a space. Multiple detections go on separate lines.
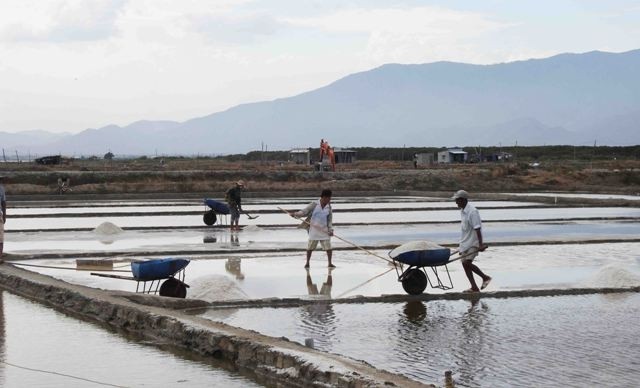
0, 176, 6, 260
453, 189, 490, 292
226, 180, 245, 231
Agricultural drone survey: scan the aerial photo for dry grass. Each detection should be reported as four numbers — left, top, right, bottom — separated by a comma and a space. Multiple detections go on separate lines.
1, 159, 639, 196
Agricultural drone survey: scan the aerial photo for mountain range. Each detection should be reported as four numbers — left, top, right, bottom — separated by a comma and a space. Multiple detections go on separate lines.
2, 49, 640, 157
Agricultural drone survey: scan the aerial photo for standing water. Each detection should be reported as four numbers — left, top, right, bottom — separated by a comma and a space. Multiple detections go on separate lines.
0, 291, 266, 388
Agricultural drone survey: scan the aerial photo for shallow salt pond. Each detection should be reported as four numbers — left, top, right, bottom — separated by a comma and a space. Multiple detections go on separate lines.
0, 292, 264, 388
17, 242, 640, 299
208, 293, 640, 387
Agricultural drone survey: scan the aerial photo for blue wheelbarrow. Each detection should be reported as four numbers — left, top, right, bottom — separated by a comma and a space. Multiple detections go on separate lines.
203, 198, 230, 226
91, 258, 190, 298
389, 241, 456, 295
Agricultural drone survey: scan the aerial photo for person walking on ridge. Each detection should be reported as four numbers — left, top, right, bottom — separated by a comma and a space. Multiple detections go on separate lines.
453, 189, 490, 292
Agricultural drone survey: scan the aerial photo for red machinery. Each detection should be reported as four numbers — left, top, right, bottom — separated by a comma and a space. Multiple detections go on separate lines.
319, 138, 336, 171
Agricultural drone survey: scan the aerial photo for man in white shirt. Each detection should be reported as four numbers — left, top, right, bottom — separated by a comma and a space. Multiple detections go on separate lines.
290, 189, 335, 268
453, 190, 490, 292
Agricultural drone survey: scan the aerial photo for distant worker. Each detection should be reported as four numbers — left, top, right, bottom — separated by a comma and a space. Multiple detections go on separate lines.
452, 190, 490, 292
226, 180, 245, 232
0, 176, 6, 261
290, 189, 335, 268
57, 177, 71, 194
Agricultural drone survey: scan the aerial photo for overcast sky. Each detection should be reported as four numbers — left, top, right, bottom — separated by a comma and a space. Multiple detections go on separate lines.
1, 0, 638, 134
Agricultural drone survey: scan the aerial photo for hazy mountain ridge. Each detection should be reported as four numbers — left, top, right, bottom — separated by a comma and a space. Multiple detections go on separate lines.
2, 49, 639, 156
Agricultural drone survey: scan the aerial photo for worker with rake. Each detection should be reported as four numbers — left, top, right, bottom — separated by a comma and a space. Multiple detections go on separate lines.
289, 189, 335, 268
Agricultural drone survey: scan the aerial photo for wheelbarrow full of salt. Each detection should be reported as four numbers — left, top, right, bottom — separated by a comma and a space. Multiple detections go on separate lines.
389, 241, 454, 295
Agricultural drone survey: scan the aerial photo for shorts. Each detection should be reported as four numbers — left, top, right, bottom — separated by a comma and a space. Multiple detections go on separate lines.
229, 206, 240, 223
0, 221, 4, 243
460, 249, 478, 263
308, 239, 331, 251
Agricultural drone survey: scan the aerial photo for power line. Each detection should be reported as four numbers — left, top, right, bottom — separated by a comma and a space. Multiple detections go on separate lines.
1, 360, 128, 387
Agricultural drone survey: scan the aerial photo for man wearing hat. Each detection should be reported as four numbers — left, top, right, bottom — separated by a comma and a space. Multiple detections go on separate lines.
452, 189, 490, 292
226, 180, 245, 231
0, 175, 6, 260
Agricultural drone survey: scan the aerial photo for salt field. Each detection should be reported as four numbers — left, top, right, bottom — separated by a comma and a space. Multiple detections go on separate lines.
2, 195, 639, 387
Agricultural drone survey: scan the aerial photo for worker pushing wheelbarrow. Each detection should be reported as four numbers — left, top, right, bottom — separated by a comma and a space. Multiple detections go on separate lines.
389, 241, 486, 295
203, 180, 259, 227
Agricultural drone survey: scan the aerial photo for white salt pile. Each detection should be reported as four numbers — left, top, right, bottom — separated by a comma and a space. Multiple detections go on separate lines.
93, 222, 123, 235
188, 275, 249, 302
581, 265, 640, 288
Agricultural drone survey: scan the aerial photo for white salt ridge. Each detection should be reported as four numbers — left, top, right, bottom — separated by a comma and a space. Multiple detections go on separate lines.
188, 275, 249, 301
93, 222, 123, 235
581, 265, 640, 288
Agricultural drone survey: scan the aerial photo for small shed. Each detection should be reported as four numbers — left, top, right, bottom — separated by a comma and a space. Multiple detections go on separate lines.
414, 153, 434, 166
334, 148, 357, 164
289, 148, 310, 165
437, 148, 468, 164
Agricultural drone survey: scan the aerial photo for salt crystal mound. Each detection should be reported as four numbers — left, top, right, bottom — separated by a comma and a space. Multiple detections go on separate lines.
188, 275, 249, 302
93, 222, 123, 235
581, 265, 640, 288
389, 240, 445, 258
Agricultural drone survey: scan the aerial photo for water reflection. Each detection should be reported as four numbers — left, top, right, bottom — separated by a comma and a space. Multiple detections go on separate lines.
203, 233, 240, 246
300, 269, 336, 349
403, 300, 427, 324
306, 268, 333, 297
225, 258, 245, 280
455, 299, 490, 387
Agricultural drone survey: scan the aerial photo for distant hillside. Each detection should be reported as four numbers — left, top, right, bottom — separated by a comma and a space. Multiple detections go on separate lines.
3, 49, 640, 156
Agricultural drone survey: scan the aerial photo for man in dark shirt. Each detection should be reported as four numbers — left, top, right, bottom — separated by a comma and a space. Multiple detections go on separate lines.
226, 180, 245, 231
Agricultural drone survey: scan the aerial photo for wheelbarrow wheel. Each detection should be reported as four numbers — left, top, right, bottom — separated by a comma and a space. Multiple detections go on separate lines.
203, 210, 217, 225
159, 277, 188, 298
402, 269, 428, 295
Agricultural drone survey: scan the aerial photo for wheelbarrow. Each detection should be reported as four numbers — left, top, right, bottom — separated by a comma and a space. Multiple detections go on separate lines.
91, 258, 190, 298
389, 241, 455, 295
203, 198, 230, 226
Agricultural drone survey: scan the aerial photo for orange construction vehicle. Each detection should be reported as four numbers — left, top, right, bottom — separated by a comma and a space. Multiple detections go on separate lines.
319, 138, 336, 171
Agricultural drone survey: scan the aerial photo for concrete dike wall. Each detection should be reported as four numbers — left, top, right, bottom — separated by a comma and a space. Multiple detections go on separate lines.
0, 264, 432, 388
